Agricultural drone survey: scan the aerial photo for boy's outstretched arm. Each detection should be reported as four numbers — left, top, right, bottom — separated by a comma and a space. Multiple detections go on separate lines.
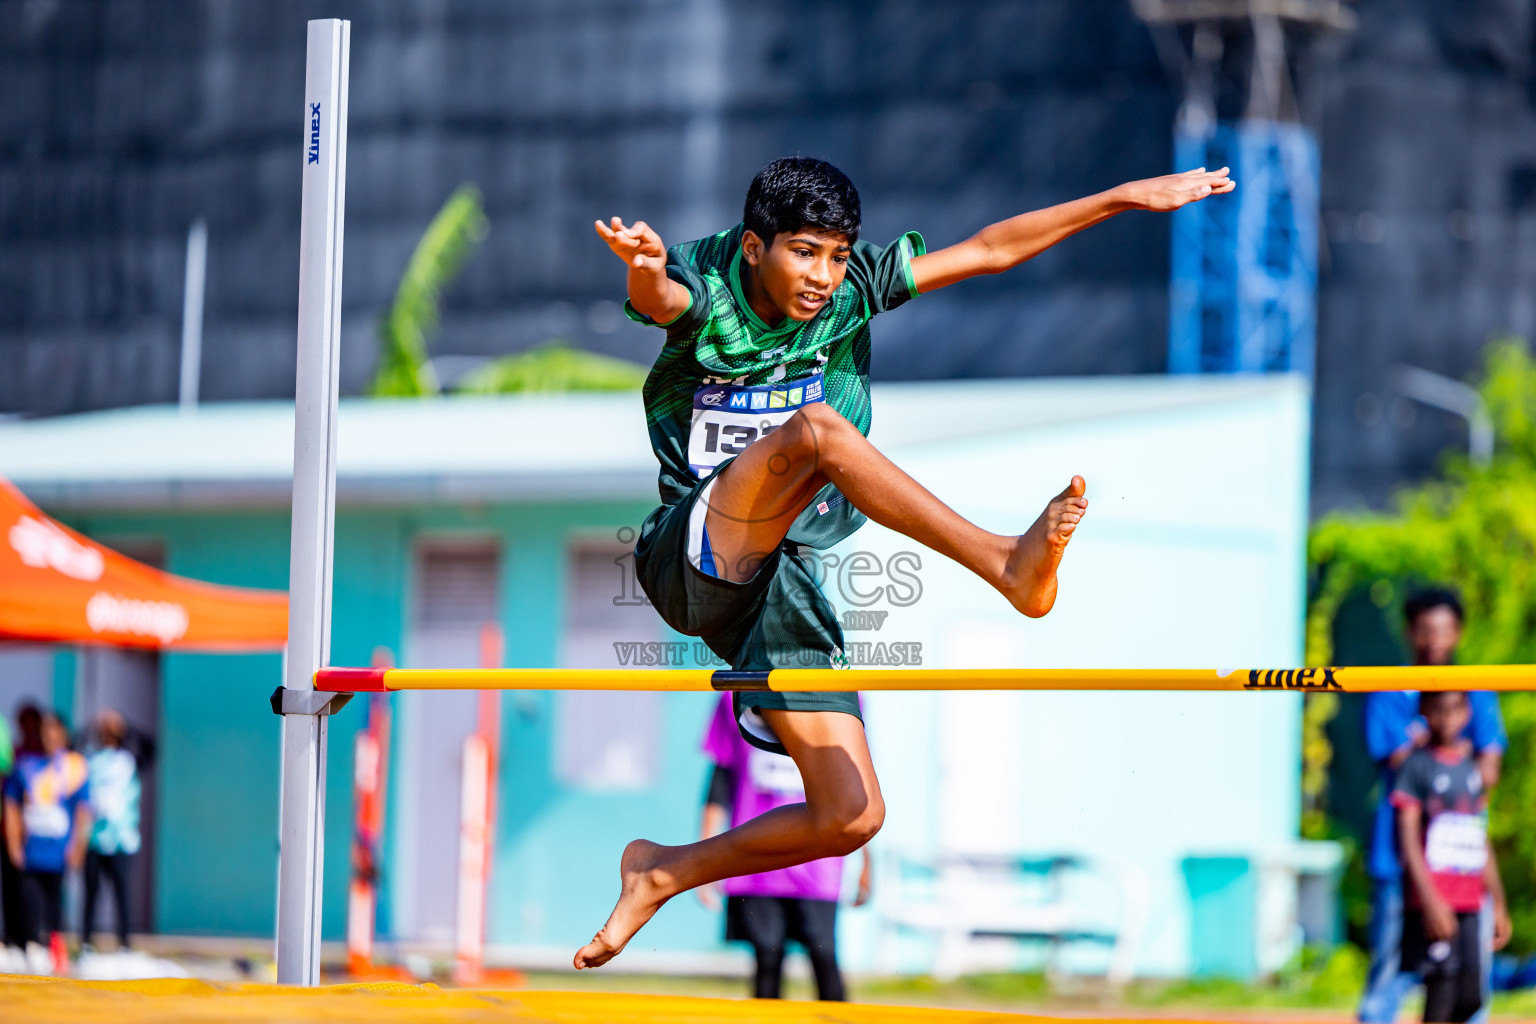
594, 217, 691, 324
909, 167, 1235, 294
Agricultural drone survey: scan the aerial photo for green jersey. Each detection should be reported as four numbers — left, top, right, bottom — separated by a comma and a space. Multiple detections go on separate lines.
626, 224, 925, 549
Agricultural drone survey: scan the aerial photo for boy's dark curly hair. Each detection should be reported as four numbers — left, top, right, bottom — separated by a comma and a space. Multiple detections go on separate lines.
743, 157, 861, 245
1404, 586, 1464, 626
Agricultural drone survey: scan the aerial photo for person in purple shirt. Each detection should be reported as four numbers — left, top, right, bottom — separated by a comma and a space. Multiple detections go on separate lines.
1359, 589, 1506, 1023
699, 693, 871, 1001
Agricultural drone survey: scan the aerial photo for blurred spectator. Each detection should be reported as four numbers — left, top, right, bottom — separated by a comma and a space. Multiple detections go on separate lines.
81, 709, 141, 951
1359, 588, 1506, 1023
699, 694, 870, 1001
1392, 691, 1511, 1022
3, 710, 91, 972
1, 703, 42, 961
0, 710, 10, 967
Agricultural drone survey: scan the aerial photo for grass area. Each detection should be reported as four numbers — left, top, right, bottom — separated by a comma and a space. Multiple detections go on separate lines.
1491, 988, 1536, 1018
810, 947, 1372, 1014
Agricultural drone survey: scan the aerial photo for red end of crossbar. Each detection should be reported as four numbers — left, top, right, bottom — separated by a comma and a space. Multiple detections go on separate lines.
315, 667, 388, 692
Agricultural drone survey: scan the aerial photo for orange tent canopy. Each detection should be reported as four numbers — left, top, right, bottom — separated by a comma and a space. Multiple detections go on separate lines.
1, 477, 287, 651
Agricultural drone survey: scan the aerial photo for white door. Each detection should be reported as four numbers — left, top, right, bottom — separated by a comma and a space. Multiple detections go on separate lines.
554, 541, 666, 791
393, 540, 500, 948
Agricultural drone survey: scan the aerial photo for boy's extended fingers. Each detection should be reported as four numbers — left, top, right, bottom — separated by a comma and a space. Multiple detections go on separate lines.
1190, 177, 1233, 195
597, 223, 643, 255
600, 217, 643, 244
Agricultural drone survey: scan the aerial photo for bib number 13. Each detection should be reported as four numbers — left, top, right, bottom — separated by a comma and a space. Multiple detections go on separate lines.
688, 373, 825, 476
701, 420, 777, 456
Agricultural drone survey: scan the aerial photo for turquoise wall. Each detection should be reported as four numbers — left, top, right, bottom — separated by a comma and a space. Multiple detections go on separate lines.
373, 500, 725, 952
65, 497, 710, 945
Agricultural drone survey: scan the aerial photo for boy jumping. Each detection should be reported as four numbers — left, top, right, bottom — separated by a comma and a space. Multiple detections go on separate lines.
576, 156, 1234, 969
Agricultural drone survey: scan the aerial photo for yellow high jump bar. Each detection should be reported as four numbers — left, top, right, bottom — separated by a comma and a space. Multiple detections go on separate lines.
315, 664, 1536, 694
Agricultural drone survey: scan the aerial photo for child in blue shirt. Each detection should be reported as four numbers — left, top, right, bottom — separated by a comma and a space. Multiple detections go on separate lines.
2, 711, 91, 955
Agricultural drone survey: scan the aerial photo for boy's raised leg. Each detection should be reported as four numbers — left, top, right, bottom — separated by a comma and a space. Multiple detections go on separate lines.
574, 406, 1084, 968
573, 708, 882, 969
703, 402, 1086, 617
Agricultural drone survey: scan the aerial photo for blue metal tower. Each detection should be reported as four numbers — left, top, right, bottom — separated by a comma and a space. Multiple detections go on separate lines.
1170, 120, 1320, 375
1133, 0, 1352, 377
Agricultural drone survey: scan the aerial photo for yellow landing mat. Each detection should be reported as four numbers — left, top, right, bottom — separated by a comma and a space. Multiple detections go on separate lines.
0, 976, 1221, 1024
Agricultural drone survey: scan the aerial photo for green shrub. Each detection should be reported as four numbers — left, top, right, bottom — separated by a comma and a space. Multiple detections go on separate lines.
1306, 338, 1536, 954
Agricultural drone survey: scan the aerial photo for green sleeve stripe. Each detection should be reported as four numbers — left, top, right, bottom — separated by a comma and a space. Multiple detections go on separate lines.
900, 231, 928, 298
624, 292, 693, 329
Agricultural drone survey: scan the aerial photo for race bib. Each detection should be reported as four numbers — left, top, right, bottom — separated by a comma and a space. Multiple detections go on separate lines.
23, 801, 69, 840
747, 746, 806, 797
688, 374, 825, 477
1425, 812, 1487, 874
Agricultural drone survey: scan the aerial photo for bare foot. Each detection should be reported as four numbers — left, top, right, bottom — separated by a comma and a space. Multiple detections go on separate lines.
573, 839, 671, 970
1000, 476, 1087, 618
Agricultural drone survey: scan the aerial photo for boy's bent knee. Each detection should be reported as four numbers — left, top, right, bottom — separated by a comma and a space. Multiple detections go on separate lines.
792, 402, 853, 435
759, 407, 827, 462
810, 798, 885, 857
844, 803, 884, 848
779, 403, 859, 468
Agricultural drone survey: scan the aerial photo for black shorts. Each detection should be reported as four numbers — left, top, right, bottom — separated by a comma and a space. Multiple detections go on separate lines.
1403, 908, 1482, 1021
725, 895, 840, 954
1402, 908, 1481, 979
635, 463, 860, 754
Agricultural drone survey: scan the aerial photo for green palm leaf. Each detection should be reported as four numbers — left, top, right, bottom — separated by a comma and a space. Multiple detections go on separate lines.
369, 184, 489, 397
456, 340, 648, 394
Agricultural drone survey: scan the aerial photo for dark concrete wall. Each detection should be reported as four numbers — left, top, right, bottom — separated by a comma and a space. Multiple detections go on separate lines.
0, 1, 1175, 406
1311, 0, 1536, 510
3, 0, 1536, 511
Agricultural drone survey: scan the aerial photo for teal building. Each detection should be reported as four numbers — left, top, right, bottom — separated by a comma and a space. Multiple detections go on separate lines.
0, 377, 1330, 977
